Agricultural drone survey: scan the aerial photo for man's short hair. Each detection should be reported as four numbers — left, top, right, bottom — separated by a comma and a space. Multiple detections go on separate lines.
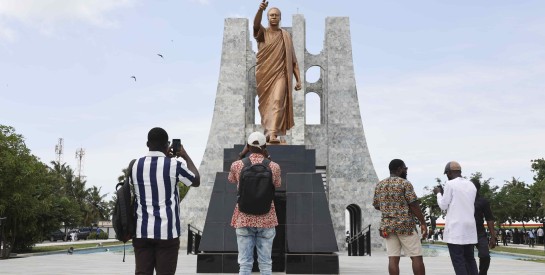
471, 179, 481, 192
148, 127, 168, 148
389, 159, 405, 172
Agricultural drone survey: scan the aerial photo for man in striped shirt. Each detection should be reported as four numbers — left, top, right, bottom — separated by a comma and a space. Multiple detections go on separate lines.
132, 127, 200, 275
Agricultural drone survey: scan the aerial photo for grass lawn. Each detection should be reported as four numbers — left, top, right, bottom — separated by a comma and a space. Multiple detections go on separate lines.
31, 241, 127, 253
428, 241, 545, 263
492, 246, 545, 257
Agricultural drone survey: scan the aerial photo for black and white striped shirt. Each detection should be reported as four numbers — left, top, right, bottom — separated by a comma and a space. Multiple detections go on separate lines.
131, 151, 195, 240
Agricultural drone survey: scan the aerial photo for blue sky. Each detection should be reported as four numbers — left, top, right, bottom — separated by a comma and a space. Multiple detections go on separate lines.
1, 0, 544, 199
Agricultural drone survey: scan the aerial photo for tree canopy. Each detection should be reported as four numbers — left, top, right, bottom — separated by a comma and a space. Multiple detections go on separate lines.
0, 125, 111, 257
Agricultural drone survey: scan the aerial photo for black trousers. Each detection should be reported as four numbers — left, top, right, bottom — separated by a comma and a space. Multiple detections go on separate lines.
447, 243, 478, 275
476, 234, 490, 275
133, 237, 180, 275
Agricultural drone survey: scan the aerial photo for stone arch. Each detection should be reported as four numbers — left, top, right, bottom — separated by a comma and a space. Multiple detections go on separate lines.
306, 65, 321, 83
305, 92, 321, 125
345, 204, 362, 237
254, 95, 261, 125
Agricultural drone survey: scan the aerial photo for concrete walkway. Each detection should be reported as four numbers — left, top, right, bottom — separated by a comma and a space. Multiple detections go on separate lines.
1, 250, 543, 275
0, 241, 543, 274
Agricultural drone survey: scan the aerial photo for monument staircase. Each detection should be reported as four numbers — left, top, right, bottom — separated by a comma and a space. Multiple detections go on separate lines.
196, 145, 339, 274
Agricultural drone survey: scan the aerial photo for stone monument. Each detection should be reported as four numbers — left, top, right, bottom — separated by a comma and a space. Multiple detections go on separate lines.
180, 14, 381, 258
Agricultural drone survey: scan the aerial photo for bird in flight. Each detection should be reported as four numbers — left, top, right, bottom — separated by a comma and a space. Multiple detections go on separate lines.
130, 76, 136, 82
157, 54, 164, 58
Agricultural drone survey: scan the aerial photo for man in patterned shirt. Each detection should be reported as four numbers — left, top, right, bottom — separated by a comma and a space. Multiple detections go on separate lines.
373, 159, 427, 275
229, 131, 281, 275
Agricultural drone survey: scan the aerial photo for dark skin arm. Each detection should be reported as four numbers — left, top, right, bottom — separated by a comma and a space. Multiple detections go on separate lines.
486, 220, 497, 249
253, 0, 268, 33
409, 201, 428, 239
239, 144, 270, 160
173, 144, 200, 187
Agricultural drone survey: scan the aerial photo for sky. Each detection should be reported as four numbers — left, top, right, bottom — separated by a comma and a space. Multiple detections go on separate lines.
1, 0, 544, 200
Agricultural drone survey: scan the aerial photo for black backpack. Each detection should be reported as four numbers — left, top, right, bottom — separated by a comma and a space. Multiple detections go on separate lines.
237, 157, 275, 215
112, 159, 136, 261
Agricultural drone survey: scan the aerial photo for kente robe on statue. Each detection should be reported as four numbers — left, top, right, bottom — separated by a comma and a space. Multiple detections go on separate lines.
254, 25, 300, 137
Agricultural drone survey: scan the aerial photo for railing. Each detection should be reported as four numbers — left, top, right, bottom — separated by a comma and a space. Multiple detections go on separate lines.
187, 224, 202, 255
346, 224, 371, 256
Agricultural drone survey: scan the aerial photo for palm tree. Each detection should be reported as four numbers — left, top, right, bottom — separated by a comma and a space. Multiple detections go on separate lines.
85, 186, 109, 224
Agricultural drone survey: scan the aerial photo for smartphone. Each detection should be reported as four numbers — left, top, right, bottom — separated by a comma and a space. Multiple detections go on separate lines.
172, 139, 181, 155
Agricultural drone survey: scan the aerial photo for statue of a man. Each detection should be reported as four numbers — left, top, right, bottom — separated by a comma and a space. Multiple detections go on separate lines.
254, 0, 302, 144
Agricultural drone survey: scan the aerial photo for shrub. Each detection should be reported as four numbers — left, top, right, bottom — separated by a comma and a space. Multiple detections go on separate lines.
88, 231, 109, 240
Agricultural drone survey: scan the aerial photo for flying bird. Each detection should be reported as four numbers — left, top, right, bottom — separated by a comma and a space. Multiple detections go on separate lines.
130, 76, 136, 82
157, 53, 164, 58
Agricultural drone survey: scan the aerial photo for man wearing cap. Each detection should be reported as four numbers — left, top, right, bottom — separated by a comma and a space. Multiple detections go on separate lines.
229, 131, 281, 275
373, 159, 427, 275
434, 161, 478, 275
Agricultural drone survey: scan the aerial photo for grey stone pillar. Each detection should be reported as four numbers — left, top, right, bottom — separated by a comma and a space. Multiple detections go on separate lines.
290, 14, 306, 145
180, 18, 251, 245
323, 17, 381, 249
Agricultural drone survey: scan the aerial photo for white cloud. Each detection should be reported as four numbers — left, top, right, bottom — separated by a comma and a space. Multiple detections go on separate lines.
0, 22, 16, 42
0, 0, 136, 39
190, 0, 210, 5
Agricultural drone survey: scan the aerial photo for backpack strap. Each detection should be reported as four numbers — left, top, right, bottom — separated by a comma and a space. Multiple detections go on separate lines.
241, 157, 251, 168
261, 158, 271, 167
127, 159, 136, 184
127, 159, 137, 196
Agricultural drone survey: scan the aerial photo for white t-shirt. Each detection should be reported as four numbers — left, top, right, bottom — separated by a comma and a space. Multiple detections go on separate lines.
436, 177, 477, 245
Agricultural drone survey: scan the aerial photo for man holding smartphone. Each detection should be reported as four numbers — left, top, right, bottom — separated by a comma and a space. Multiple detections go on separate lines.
434, 161, 478, 275
131, 127, 200, 275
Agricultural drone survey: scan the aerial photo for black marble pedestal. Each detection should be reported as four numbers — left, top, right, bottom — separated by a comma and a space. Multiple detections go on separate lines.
197, 145, 338, 274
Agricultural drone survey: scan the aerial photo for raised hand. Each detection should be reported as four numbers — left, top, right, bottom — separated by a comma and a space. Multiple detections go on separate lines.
259, 0, 269, 11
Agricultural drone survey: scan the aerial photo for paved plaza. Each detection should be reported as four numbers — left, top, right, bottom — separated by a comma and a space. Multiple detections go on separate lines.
1, 240, 543, 274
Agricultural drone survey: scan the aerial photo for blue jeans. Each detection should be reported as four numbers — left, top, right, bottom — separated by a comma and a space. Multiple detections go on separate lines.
447, 243, 478, 275
236, 227, 276, 275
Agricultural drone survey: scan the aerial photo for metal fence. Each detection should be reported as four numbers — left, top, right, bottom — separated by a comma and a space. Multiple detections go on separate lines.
187, 224, 202, 255
346, 224, 371, 256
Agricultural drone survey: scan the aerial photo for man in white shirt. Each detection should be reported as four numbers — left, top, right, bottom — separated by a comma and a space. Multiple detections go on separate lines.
434, 161, 478, 275
537, 227, 544, 245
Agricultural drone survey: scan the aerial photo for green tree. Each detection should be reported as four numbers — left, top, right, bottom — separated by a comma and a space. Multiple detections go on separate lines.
0, 126, 65, 256
530, 158, 545, 220
469, 172, 497, 201
84, 186, 109, 225
531, 158, 545, 182
498, 178, 533, 228
419, 178, 443, 231
48, 161, 82, 229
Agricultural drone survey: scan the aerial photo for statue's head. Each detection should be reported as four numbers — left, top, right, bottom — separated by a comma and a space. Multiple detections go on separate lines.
267, 7, 281, 27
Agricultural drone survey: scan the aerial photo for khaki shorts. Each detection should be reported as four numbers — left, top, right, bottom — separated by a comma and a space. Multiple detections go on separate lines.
384, 232, 423, 257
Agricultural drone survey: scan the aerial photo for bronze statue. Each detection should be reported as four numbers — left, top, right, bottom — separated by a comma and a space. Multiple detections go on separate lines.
254, 0, 302, 144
